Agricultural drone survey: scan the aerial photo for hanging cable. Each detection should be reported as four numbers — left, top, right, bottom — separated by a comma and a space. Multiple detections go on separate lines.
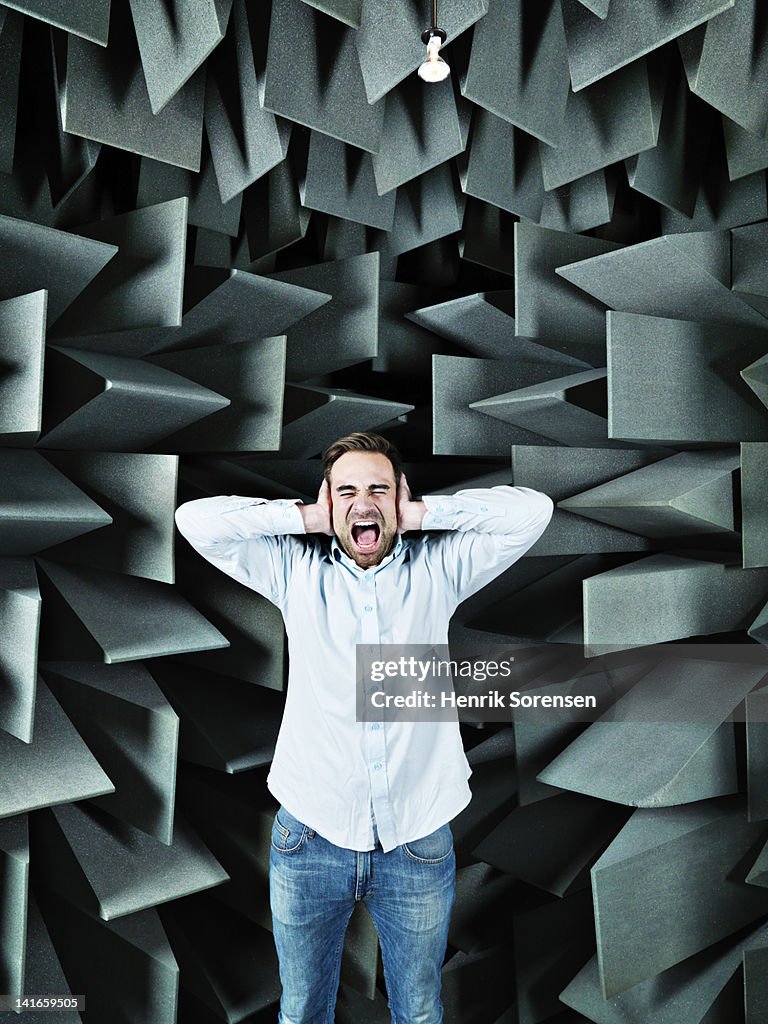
418, 0, 450, 82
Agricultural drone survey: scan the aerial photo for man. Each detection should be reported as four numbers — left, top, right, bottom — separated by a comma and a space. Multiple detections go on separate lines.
175, 432, 553, 1024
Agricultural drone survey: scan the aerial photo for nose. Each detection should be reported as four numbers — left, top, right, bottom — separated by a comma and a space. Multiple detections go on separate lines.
350, 498, 377, 518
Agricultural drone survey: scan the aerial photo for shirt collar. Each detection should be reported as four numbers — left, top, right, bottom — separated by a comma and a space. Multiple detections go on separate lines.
330, 534, 407, 573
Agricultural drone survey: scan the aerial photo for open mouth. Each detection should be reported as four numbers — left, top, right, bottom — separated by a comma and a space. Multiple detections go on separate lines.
351, 520, 381, 551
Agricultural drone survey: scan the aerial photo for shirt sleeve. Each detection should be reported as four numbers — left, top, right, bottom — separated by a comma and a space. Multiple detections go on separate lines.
420, 486, 554, 604
174, 495, 307, 607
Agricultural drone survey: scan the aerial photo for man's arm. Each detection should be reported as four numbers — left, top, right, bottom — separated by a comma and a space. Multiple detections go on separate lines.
174, 481, 334, 606
405, 481, 554, 604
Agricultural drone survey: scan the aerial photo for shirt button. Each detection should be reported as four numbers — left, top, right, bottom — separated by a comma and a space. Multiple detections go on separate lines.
371, 723, 381, 731
364, 605, 373, 612
373, 762, 382, 771
480, 506, 488, 512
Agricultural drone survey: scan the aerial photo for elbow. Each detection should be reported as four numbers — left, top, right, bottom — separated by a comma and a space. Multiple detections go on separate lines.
174, 498, 207, 540
529, 491, 554, 537
539, 492, 555, 525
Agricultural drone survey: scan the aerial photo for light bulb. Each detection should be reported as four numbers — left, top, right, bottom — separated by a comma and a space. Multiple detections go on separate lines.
418, 31, 450, 82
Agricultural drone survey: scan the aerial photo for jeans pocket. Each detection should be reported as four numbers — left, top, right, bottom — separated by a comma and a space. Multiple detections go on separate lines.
271, 805, 312, 855
402, 823, 454, 864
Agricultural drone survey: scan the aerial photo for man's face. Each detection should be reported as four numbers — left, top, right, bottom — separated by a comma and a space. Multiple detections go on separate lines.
329, 451, 398, 568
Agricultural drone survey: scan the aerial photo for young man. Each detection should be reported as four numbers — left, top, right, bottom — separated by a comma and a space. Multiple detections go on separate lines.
175, 432, 553, 1024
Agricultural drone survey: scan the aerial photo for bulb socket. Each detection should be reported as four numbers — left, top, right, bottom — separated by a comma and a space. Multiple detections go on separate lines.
421, 27, 447, 44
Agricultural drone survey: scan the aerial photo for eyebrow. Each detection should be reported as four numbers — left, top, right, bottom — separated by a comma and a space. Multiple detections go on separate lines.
334, 482, 392, 492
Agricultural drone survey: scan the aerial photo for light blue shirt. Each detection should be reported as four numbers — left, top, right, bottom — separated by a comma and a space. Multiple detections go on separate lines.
175, 485, 553, 852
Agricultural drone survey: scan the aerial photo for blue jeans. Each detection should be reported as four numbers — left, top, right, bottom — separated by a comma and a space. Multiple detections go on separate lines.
269, 805, 456, 1024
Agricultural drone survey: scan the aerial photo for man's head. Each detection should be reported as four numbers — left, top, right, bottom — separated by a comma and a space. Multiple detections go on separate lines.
323, 433, 402, 568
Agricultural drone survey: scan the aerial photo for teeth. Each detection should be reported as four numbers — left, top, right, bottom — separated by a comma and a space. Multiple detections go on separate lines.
354, 520, 376, 526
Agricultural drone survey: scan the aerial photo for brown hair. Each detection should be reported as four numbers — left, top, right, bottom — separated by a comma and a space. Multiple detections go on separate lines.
323, 432, 402, 486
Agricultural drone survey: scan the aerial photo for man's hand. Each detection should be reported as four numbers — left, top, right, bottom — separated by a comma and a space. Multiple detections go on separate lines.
299, 479, 335, 535
397, 473, 426, 533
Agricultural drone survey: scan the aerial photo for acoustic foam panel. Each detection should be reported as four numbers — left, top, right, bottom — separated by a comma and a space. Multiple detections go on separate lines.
538, 656, 765, 807
514, 223, 621, 366
471, 368, 618, 448
38, 893, 178, 1024
21, 894, 83, 1024
559, 231, 768, 328
38, 347, 230, 451
557, 449, 740, 537
42, 661, 179, 843
0, 214, 116, 325
408, 290, 587, 365
582, 553, 768, 654
590, 796, 768, 997
42, 452, 179, 583
280, 385, 413, 458
36, 559, 229, 664
49, 198, 188, 338
242, 154, 311, 263
371, 74, 467, 196
129, 0, 231, 116
513, 889, 595, 1024
63, 0, 205, 172
561, 0, 734, 92
175, 553, 285, 690
512, 660, 635, 807
204, 0, 290, 205
626, 50, 712, 216
269, 252, 379, 380
383, 161, 464, 257
607, 312, 768, 444
301, 0, 361, 29
461, 0, 570, 147
683, 0, 768, 135
432, 354, 575, 457
138, 150, 242, 239
464, 553, 622, 645
723, 115, 768, 181
511, 444, 669, 502
355, 0, 487, 105
742, 443, 768, 569
533, 168, 617, 234
732, 219, 768, 316
2, 0, 110, 45
746, 684, 768, 823
0, 814, 27, 1004
747, 836, 768, 887
0, 559, 39, 744
449, 860, 518, 955
303, 131, 396, 230
32, 25, 101, 212
0, 291, 45, 447
32, 802, 228, 920
151, 661, 283, 774
659, 154, 768, 235
150, 335, 287, 452
561, 919, 768, 1024
463, 111, 545, 221
161, 266, 328, 354
160, 895, 280, 1020
0, 678, 114, 819
263, 0, 384, 154
539, 58, 659, 190
577, 0, 610, 15
745, 943, 768, 1023
459, 197, 517, 276
473, 792, 631, 897
0, 12, 22, 176
0, 450, 112, 556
